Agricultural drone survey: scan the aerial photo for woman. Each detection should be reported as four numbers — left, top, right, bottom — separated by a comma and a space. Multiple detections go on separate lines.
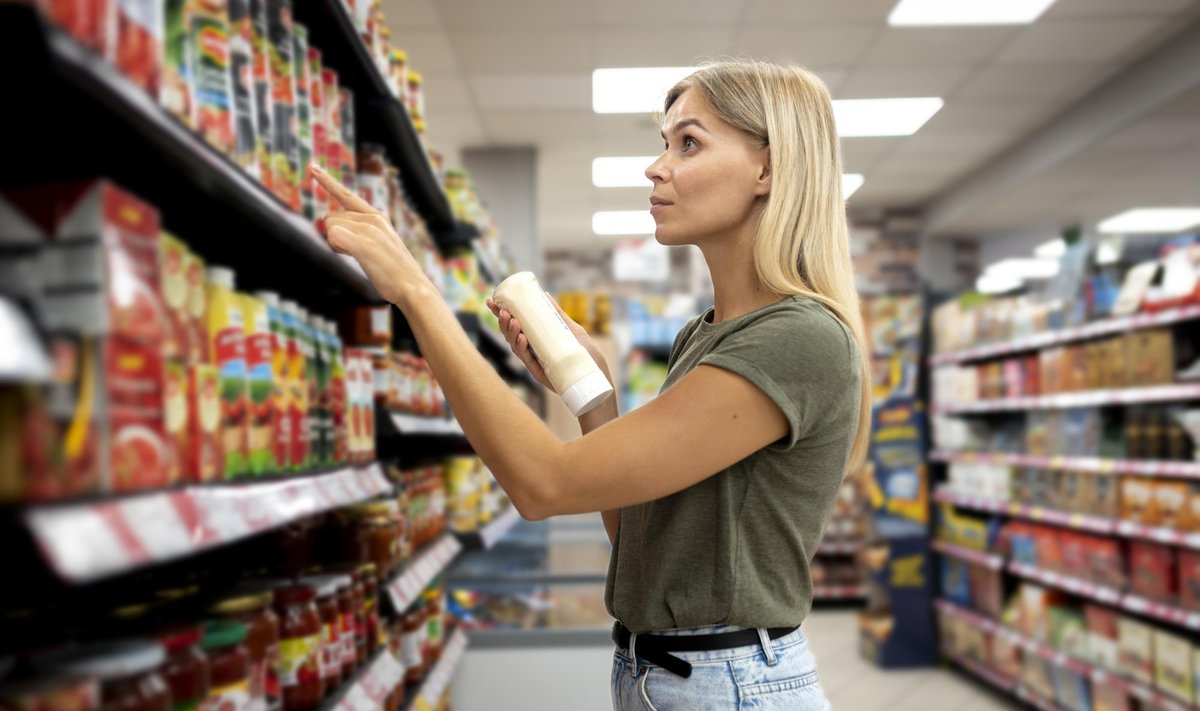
312, 59, 869, 710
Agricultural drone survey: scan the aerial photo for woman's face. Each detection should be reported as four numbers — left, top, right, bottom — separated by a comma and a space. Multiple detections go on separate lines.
646, 88, 771, 247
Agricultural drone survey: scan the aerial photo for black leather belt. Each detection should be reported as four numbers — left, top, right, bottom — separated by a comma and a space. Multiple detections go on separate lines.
612, 621, 799, 678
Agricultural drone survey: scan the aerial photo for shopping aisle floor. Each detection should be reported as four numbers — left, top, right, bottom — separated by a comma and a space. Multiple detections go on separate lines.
807, 610, 1017, 710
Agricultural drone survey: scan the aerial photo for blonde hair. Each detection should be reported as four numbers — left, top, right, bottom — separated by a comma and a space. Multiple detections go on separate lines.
664, 60, 871, 475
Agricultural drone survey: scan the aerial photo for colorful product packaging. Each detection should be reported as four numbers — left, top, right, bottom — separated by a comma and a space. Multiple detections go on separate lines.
299, 309, 318, 468
338, 88, 357, 190
328, 323, 347, 464
307, 49, 328, 214
1130, 541, 1179, 602
37, 0, 117, 53
267, 0, 299, 210
280, 300, 308, 471
292, 24, 314, 220
228, 0, 259, 175
206, 266, 248, 477
1117, 616, 1155, 685
190, 0, 236, 154
115, 0, 163, 98
255, 291, 291, 472
249, 0, 274, 191
1154, 630, 1195, 704
159, 232, 191, 362
241, 293, 275, 475
161, 0, 194, 127
187, 363, 223, 482
183, 248, 208, 365
162, 358, 188, 484
320, 69, 343, 210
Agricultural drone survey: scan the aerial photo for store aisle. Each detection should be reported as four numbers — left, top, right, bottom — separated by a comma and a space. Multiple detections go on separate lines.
807, 611, 1016, 710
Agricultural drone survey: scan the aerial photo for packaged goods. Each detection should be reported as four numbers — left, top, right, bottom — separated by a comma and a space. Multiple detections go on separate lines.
187, 363, 223, 481
1085, 604, 1119, 670
1126, 329, 1175, 387
280, 300, 308, 470
1092, 684, 1132, 711
338, 89, 357, 190
115, 0, 163, 98
207, 266, 248, 477
228, 0, 259, 175
1118, 616, 1155, 684
201, 620, 252, 711
159, 626, 211, 711
38, 0, 117, 53
159, 232, 191, 362
190, 0, 236, 154
242, 293, 275, 474
307, 49, 327, 212
272, 583, 324, 711
1121, 478, 1155, 524
299, 309, 319, 468
1153, 630, 1195, 704
1051, 664, 1090, 711
163, 359, 187, 485
320, 70, 343, 208
406, 70, 424, 132
209, 592, 279, 711
356, 145, 388, 213
267, 0, 298, 210
35, 641, 169, 711
327, 323, 347, 464
1152, 481, 1191, 529
292, 24, 314, 220
310, 315, 329, 466
388, 49, 407, 103
161, 0, 194, 127
1130, 542, 1178, 602
249, 0, 273, 191
184, 249, 208, 365
255, 291, 291, 471
492, 272, 613, 416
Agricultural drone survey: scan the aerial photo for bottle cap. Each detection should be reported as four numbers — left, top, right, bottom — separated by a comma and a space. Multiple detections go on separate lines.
255, 291, 280, 307
560, 369, 613, 417
206, 266, 235, 289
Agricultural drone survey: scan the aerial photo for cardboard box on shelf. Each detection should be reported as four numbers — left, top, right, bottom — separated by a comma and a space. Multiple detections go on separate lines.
1021, 653, 1057, 702
1092, 683, 1133, 711
1118, 615, 1155, 685
1085, 474, 1120, 519
1064, 345, 1089, 393
1152, 481, 1192, 530
1121, 478, 1156, 525
1100, 337, 1129, 390
1041, 347, 1064, 395
1179, 550, 1200, 613
1051, 664, 1091, 711
1129, 541, 1179, 602
1126, 329, 1176, 387
1085, 604, 1120, 671
1153, 630, 1195, 705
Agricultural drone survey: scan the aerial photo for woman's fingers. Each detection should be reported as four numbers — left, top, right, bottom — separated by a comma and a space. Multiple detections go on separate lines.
310, 163, 376, 213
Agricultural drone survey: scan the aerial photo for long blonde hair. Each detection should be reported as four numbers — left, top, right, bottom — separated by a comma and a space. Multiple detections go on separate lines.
665, 60, 871, 474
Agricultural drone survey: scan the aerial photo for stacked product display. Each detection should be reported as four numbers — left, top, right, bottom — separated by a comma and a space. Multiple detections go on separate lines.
0, 2, 534, 709
931, 238, 1200, 710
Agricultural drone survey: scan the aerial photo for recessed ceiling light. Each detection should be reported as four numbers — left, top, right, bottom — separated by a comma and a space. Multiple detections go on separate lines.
592, 67, 693, 114
976, 273, 1024, 295
1097, 208, 1200, 234
593, 210, 656, 236
1034, 238, 1065, 259
889, 0, 1058, 26
985, 258, 1060, 280
843, 174, 865, 199
593, 157, 656, 187
833, 98, 944, 137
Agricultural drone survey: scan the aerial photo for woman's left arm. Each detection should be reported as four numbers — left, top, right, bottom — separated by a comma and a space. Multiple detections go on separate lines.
315, 166, 788, 519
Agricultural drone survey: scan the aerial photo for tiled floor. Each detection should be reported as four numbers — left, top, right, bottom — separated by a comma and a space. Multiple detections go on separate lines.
805, 610, 1018, 710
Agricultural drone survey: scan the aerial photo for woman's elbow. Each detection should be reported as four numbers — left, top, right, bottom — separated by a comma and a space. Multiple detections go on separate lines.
499, 470, 558, 522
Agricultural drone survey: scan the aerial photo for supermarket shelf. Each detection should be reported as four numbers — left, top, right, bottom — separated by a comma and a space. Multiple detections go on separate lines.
0, 5, 379, 303
25, 464, 391, 584
931, 383, 1200, 414
456, 312, 539, 389
1115, 521, 1200, 550
815, 540, 861, 555
385, 533, 463, 613
931, 539, 1005, 570
453, 505, 522, 552
318, 646, 406, 711
402, 624, 468, 711
1006, 561, 1123, 605
928, 304, 1200, 366
1121, 594, 1200, 632
936, 599, 1199, 711
291, 0, 457, 239
929, 449, 1200, 480
932, 489, 1117, 535
388, 412, 465, 437
939, 647, 1017, 694
473, 244, 503, 286
812, 584, 867, 599
1014, 686, 1070, 711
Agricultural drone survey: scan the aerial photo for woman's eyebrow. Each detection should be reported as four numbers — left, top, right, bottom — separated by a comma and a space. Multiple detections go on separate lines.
660, 117, 707, 140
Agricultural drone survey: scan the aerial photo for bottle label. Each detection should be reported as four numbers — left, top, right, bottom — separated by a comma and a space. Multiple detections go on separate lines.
402, 628, 423, 669
320, 622, 341, 680
209, 678, 251, 711
275, 635, 322, 687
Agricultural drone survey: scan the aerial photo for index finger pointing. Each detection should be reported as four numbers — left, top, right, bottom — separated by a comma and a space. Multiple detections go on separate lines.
310, 163, 375, 213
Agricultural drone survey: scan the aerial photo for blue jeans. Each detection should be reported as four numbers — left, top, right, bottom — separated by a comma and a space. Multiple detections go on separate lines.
611, 624, 832, 710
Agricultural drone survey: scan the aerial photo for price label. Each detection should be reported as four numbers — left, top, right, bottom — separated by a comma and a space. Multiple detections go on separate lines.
1098, 459, 1116, 474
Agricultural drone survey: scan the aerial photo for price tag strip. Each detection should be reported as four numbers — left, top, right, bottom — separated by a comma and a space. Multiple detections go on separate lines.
26, 464, 391, 583
407, 627, 468, 711
386, 534, 464, 613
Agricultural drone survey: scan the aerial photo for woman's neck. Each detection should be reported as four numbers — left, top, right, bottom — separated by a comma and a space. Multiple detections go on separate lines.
700, 236, 780, 324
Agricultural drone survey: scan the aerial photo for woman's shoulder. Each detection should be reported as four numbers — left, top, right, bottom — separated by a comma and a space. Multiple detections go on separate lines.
743, 295, 855, 349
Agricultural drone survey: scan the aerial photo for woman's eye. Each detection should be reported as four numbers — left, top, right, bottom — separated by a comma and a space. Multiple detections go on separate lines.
682, 136, 697, 150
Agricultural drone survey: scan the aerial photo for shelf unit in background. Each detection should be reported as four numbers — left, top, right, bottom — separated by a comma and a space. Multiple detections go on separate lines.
386, 412, 466, 437
813, 584, 867, 600
929, 449, 1200, 479
454, 505, 522, 552
930, 383, 1200, 415
930, 539, 1005, 570
25, 464, 390, 583
385, 533, 463, 613
815, 540, 861, 555
927, 304, 1200, 367
402, 625, 469, 711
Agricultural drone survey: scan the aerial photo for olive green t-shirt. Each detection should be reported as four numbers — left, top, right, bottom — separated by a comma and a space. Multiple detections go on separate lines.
604, 295, 861, 633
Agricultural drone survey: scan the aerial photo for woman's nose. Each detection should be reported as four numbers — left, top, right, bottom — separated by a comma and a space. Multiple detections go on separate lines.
645, 155, 667, 183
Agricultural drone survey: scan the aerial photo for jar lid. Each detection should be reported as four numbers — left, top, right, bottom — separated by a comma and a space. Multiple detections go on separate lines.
210, 592, 272, 616
156, 586, 199, 602
159, 626, 204, 653
390, 49, 407, 62
108, 603, 152, 621
200, 620, 248, 651
37, 641, 166, 681
407, 70, 423, 84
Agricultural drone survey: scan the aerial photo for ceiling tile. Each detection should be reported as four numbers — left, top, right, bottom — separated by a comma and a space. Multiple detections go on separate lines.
835, 66, 974, 99
390, 31, 460, 74
593, 29, 736, 67
994, 18, 1170, 64
480, 110, 600, 142
869, 151, 981, 178
419, 74, 475, 111
732, 26, 881, 66
1042, 0, 1197, 20
1093, 118, 1200, 153
595, 0, 747, 27
954, 64, 1108, 101
859, 27, 1022, 67
437, 0, 591, 28
840, 137, 903, 173
744, 0, 896, 24
423, 112, 487, 150
886, 130, 1015, 158
468, 73, 591, 110
380, 0, 442, 30
1153, 86, 1200, 120
918, 102, 1054, 133
449, 29, 594, 72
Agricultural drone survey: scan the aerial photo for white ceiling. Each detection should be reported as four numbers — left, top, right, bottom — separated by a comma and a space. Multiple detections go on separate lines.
381, 0, 1200, 248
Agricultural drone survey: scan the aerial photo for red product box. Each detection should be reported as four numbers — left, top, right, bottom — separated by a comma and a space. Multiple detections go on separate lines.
1060, 532, 1089, 578
1004, 358, 1025, 399
115, 0, 162, 98
1129, 541, 1178, 602
37, 0, 117, 55
1085, 604, 1120, 671
1179, 550, 1200, 612
103, 337, 168, 492
1036, 527, 1065, 571
186, 364, 223, 483
1087, 537, 1127, 590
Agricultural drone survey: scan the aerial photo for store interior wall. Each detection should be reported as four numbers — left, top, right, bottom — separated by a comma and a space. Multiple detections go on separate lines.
451, 645, 614, 710
463, 146, 540, 273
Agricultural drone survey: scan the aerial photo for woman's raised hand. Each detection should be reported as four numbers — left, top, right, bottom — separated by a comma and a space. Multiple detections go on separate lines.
485, 293, 608, 392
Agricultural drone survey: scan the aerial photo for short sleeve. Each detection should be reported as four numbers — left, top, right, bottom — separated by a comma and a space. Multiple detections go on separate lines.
698, 302, 861, 449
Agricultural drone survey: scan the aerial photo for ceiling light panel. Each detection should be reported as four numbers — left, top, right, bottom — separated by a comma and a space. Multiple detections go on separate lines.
843, 174, 865, 198
1097, 208, 1200, 234
592, 67, 693, 114
889, 0, 1058, 26
833, 98, 944, 137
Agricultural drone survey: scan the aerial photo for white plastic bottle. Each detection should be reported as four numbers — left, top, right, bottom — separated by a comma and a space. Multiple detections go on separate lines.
492, 272, 614, 416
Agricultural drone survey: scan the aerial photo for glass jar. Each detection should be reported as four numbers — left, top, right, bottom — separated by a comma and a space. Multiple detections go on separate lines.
158, 627, 210, 711
210, 592, 279, 711
303, 577, 343, 692
40, 641, 170, 711
359, 564, 381, 657
339, 502, 400, 577
356, 144, 388, 214
332, 576, 357, 673
200, 621, 251, 711
400, 603, 426, 686
422, 583, 445, 668
0, 675, 100, 711
271, 584, 324, 711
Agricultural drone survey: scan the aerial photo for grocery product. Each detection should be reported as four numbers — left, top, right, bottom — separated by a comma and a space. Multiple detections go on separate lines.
242, 293, 275, 474
36, 0, 116, 54
159, 626, 211, 711
307, 48, 327, 212
249, 0, 273, 191
1117, 616, 1155, 684
206, 266, 248, 477
298, 308, 318, 468
201, 621, 252, 711
306, 576, 343, 691
37, 641, 170, 711
387, 49, 407, 104
190, 0, 236, 155
280, 300, 308, 471
267, 0, 298, 210
405, 70, 423, 133
1153, 630, 1195, 704
272, 583, 324, 711
161, 0, 194, 127
228, 0, 259, 175
186, 363, 223, 482
255, 291, 291, 472
337, 89, 356, 190
292, 24, 313, 220
492, 272, 613, 416
115, 0, 163, 98
311, 316, 330, 466
356, 145, 387, 213
163, 359, 188, 485
319, 69, 343, 209
210, 592, 279, 711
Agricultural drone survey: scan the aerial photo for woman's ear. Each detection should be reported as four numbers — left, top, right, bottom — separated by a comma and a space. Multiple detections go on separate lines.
754, 147, 771, 197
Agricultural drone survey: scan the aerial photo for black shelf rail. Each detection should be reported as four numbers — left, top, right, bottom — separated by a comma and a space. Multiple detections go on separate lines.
0, 5, 380, 304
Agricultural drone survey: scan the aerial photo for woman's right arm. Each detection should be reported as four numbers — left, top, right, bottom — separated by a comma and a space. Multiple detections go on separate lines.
486, 297, 622, 545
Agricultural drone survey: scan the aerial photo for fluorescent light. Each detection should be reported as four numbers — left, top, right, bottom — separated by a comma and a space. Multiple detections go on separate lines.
889, 0, 1058, 26
833, 98, 943, 137
1034, 238, 1065, 259
593, 210, 655, 236
976, 273, 1024, 295
1096, 238, 1122, 265
1097, 208, 1200, 234
593, 67, 693, 114
593, 157, 656, 188
842, 174, 865, 199
985, 258, 1060, 280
